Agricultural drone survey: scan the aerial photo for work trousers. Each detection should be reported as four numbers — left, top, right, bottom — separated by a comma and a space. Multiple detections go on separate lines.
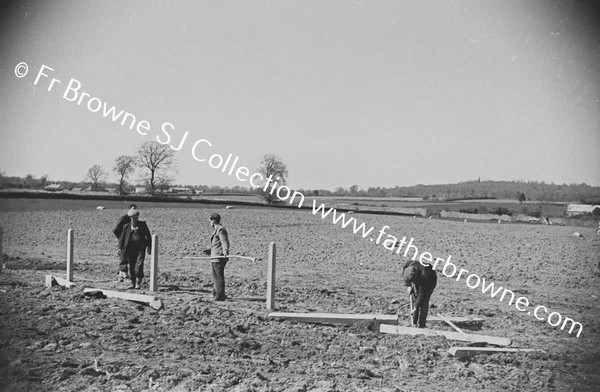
211, 258, 228, 300
412, 274, 437, 328
118, 254, 129, 273
123, 248, 145, 285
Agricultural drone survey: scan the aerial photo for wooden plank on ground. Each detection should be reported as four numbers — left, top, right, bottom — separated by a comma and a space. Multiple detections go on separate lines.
54, 276, 76, 288
438, 312, 473, 343
45, 275, 76, 288
448, 347, 539, 358
379, 324, 511, 346
269, 312, 399, 325
268, 312, 484, 325
427, 315, 484, 323
83, 288, 157, 304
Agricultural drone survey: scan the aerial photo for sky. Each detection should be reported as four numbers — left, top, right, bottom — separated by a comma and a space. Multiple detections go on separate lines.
1, 0, 599, 190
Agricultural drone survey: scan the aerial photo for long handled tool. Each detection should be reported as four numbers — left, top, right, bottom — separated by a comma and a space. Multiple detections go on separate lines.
408, 283, 416, 326
409, 294, 414, 324
183, 255, 259, 262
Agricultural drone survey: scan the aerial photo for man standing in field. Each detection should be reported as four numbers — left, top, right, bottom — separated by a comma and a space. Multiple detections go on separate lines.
203, 213, 230, 301
402, 260, 437, 328
113, 204, 137, 282
117, 208, 152, 289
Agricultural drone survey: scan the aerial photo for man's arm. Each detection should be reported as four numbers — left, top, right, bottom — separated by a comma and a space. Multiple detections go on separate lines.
143, 222, 152, 253
117, 224, 128, 255
113, 216, 128, 238
402, 260, 414, 286
218, 228, 229, 256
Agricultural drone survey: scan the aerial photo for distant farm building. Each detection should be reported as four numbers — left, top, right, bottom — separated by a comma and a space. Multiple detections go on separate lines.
168, 187, 194, 195
44, 183, 63, 191
135, 187, 147, 194
565, 204, 600, 216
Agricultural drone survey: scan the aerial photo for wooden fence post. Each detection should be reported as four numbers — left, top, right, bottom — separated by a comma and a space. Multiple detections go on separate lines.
0, 227, 3, 273
150, 234, 158, 292
266, 242, 276, 310
66, 229, 73, 281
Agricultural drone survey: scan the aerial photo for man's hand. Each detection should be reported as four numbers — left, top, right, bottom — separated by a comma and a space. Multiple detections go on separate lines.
406, 286, 413, 295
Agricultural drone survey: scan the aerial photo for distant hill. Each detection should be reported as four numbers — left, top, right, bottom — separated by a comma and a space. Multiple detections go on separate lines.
300, 180, 600, 204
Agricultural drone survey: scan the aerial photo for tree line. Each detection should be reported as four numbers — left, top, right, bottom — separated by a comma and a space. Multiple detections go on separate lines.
1, 150, 599, 203
297, 179, 600, 204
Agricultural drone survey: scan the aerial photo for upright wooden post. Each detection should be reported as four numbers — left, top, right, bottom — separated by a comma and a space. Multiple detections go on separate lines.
66, 229, 73, 281
266, 242, 276, 310
0, 227, 3, 273
150, 234, 158, 292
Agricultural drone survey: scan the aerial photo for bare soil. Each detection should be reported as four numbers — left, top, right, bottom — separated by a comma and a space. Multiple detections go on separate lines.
0, 202, 599, 391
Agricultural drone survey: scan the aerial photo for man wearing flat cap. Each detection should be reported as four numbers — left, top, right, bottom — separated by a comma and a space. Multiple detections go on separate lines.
117, 208, 152, 289
203, 212, 230, 301
402, 259, 437, 328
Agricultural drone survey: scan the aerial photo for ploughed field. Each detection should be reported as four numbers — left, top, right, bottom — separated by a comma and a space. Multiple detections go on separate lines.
0, 198, 599, 391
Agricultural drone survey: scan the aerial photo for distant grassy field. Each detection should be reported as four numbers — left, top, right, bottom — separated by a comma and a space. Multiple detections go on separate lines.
0, 193, 571, 217
0, 197, 260, 212
314, 196, 568, 216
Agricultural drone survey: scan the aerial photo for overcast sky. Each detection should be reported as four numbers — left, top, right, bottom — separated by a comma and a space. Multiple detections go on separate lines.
1, 0, 599, 189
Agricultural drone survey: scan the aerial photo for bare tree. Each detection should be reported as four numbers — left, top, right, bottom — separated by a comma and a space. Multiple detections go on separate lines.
257, 154, 288, 204
137, 141, 176, 195
86, 165, 107, 191
113, 155, 136, 195
155, 175, 175, 193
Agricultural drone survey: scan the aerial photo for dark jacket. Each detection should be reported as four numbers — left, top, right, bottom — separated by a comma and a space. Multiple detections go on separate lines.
113, 214, 130, 239
209, 224, 229, 260
118, 220, 152, 258
402, 260, 437, 289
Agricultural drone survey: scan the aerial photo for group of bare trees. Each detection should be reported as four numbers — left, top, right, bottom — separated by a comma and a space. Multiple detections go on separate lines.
86, 141, 177, 195
2, 146, 289, 200
84, 144, 289, 199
